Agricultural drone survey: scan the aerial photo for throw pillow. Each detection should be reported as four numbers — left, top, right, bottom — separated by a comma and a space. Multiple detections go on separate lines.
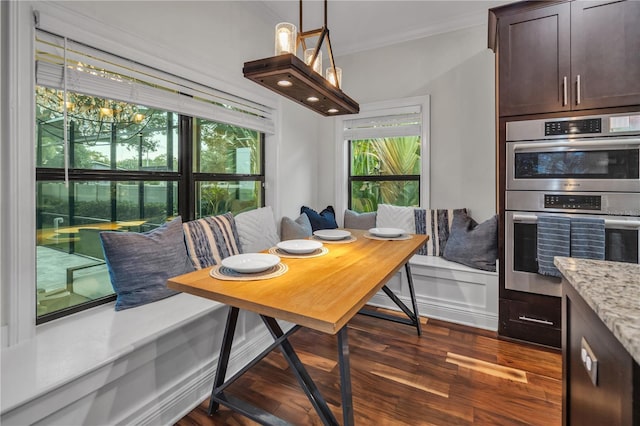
99, 216, 194, 311
344, 209, 377, 230
183, 212, 242, 269
414, 208, 467, 256
443, 211, 498, 272
281, 213, 313, 240
376, 204, 416, 233
234, 206, 280, 252
300, 205, 338, 232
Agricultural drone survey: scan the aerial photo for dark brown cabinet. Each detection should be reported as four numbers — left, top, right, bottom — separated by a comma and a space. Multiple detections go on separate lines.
495, 0, 640, 116
562, 280, 639, 425
498, 3, 571, 116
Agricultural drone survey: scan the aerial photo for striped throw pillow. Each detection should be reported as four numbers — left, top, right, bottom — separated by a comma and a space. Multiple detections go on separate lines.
414, 208, 467, 256
183, 212, 242, 269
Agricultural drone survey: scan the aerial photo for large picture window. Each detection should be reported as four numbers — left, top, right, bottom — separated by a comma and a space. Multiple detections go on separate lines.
32, 28, 273, 323
35, 91, 266, 323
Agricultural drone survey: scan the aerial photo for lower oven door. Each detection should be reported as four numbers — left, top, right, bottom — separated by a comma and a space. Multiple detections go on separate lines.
505, 211, 640, 297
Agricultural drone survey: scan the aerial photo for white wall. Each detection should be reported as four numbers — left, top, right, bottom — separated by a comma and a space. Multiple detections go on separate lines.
46, 0, 324, 221
276, 100, 321, 219
319, 24, 497, 222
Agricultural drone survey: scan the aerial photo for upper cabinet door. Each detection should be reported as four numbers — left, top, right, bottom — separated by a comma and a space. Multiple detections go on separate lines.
498, 3, 571, 116
571, 0, 640, 110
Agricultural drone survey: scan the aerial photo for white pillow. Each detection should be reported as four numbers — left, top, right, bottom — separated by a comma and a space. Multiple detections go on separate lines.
375, 204, 416, 233
234, 206, 280, 253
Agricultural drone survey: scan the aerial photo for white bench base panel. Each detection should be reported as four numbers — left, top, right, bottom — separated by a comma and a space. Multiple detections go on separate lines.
368, 255, 498, 331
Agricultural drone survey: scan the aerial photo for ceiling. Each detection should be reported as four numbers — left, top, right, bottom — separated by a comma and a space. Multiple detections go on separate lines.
257, 0, 513, 57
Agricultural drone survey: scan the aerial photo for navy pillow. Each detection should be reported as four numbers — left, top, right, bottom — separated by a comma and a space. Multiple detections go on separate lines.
300, 205, 338, 232
99, 216, 194, 311
443, 211, 498, 272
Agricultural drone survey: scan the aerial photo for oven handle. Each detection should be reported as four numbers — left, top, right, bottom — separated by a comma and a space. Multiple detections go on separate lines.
511, 138, 640, 151
512, 214, 640, 229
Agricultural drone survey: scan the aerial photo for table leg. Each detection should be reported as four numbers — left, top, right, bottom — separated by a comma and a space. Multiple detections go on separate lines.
261, 316, 340, 426
337, 326, 354, 426
358, 263, 422, 336
208, 306, 239, 415
405, 262, 422, 336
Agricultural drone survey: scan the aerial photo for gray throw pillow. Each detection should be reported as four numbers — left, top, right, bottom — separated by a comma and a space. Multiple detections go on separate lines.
344, 209, 376, 230
443, 211, 498, 272
281, 213, 312, 240
99, 216, 194, 311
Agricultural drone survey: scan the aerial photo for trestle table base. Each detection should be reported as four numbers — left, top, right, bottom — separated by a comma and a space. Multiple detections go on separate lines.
207, 306, 353, 426
358, 263, 422, 336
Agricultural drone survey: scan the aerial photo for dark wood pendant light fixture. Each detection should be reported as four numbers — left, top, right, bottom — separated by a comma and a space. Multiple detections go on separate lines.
243, 0, 359, 116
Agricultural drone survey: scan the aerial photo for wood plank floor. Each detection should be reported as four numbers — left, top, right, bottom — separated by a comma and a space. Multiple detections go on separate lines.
175, 308, 562, 425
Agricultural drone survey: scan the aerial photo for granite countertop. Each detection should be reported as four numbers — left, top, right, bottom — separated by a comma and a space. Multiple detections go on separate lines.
554, 257, 640, 365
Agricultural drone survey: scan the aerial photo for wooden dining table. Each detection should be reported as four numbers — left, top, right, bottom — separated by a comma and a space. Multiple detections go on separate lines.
167, 228, 428, 425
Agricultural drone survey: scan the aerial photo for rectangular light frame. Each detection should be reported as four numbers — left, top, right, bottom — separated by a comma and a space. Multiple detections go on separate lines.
243, 53, 359, 116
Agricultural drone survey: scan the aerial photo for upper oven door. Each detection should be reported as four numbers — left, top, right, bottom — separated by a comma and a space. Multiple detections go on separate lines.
506, 137, 640, 192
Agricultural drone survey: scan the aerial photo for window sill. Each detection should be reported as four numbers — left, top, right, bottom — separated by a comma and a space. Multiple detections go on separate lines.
0, 293, 223, 415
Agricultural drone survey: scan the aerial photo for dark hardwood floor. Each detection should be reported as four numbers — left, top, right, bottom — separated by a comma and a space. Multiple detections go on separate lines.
175, 308, 562, 425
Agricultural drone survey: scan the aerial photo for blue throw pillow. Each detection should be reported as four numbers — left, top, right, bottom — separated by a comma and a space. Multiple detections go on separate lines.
300, 205, 338, 232
99, 216, 194, 311
443, 211, 498, 271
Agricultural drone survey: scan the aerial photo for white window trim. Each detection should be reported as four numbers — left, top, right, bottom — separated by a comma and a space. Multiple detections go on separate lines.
1, 1, 281, 348
334, 95, 430, 218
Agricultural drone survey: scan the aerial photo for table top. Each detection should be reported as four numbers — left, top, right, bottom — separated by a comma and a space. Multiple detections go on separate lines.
167, 229, 428, 335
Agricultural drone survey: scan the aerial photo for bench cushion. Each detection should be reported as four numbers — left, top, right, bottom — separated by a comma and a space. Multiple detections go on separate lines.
99, 216, 194, 311
183, 212, 242, 269
344, 209, 376, 230
443, 211, 498, 272
234, 206, 279, 253
376, 204, 416, 233
281, 213, 313, 240
414, 208, 466, 256
300, 205, 338, 231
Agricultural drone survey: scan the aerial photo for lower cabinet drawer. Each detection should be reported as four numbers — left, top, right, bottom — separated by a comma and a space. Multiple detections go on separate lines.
499, 298, 561, 348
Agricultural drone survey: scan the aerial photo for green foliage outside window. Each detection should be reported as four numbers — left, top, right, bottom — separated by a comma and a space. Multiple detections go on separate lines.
350, 136, 421, 212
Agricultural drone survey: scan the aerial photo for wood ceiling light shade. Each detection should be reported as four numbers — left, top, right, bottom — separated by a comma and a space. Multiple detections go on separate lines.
243, 53, 359, 116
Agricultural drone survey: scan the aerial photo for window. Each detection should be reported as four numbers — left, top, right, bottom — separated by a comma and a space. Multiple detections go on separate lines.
33, 30, 272, 323
193, 118, 264, 218
343, 98, 429, 213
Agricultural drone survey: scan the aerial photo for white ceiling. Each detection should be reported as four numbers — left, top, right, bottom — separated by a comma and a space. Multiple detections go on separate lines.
257, 0, 513, 56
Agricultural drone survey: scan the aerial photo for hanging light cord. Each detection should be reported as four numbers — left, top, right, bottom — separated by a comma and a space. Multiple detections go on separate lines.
63, 37, 69, 187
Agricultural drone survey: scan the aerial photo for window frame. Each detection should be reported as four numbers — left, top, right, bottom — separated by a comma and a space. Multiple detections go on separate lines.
334, 96, 430, 217
34, 94, 267, 324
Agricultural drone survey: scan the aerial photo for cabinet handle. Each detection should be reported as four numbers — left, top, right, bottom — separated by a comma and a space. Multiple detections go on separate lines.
518, 315, 554, 326
563, 76, 568, 106
576, 74, 581, 105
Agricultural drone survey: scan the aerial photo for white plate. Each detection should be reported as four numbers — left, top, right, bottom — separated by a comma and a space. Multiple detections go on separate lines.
221, 253, 280, 273
276, 239, 323, 254
368, 227, 406, 238
313, 229, 352, 241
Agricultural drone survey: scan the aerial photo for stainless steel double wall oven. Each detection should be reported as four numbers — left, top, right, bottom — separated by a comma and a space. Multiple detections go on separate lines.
505, 112, 640, 299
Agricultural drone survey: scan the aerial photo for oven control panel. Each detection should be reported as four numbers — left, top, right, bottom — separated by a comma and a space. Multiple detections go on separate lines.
544, 118, 602, 136
544, 194, 601, 210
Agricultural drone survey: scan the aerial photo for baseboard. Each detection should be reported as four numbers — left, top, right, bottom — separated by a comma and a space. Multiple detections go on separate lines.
123, 327, 275, 426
